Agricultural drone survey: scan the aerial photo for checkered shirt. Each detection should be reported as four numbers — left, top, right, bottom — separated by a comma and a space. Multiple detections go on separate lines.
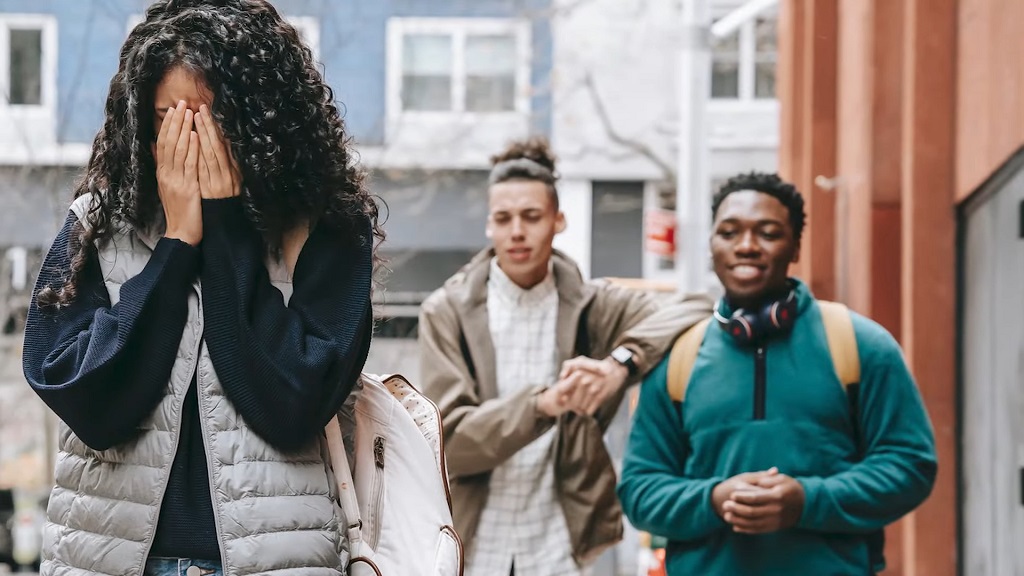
464, 259, 586, 576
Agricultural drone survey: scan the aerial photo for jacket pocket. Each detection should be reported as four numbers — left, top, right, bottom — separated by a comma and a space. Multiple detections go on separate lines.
434, 525, 463, 576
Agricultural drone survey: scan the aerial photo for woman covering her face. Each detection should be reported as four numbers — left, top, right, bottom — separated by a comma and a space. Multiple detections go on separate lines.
22, 1, 381, 575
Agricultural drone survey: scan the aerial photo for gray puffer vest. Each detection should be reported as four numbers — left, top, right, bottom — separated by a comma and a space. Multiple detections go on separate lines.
41, 195, 345, 576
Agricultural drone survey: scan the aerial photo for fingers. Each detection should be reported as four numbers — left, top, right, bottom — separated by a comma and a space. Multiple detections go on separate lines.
164, 101, 187, 165
723, 499, 779, 520
199, 105, 232, 175
156, 105, 176, 165
560, 356, 610, 380
173, 108, 194, 167
730, 488, 780, 507
757, 472, 790, 489
558, 371, 585, 405
184, 132, 200, 184
194, 108, 223, 184
199, 154, 211, 195
581, 377, 611, 415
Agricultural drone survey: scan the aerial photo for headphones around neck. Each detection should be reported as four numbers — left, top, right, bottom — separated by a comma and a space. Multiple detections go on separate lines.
714, 287, 799, 346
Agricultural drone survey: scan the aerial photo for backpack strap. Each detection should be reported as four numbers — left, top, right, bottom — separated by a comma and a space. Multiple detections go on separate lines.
817, 301, 860, 389
667, 317, 712, 403
325, 415, 364, 545
818, 300, 865, 461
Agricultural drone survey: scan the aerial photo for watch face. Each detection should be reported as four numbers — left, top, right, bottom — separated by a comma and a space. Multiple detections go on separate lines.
612, 347, 632, 364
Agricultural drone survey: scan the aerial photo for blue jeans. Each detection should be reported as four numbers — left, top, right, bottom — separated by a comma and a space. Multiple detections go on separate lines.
144, 557, 223, 576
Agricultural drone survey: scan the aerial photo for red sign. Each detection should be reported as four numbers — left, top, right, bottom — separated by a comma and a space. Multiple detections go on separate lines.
645, 209, 676, 258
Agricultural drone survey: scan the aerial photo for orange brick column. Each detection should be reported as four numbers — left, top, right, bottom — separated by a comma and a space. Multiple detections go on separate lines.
899, 0, 958, 573
778, 0, 838, 300
835, 0, 908, 570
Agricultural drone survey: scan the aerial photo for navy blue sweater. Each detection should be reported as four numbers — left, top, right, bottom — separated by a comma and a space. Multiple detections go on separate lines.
23, 197, 373, 561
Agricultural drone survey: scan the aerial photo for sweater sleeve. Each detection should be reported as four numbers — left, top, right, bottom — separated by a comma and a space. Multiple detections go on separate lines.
795, 317, 938, 533
22, 211, 200, 450
617, 358, 727, 542
199, 198, 373, 452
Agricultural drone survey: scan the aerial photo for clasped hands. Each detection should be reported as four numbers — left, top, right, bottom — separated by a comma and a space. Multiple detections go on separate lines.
711, 467, 806, 534
536, 355, 629, 418
155, 100, 241, 246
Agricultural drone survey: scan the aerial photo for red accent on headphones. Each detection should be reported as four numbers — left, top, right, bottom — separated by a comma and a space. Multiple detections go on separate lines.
717, 287, 798, 346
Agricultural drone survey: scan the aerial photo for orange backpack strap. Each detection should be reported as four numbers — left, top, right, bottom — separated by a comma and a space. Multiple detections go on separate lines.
818, 301, 861, 389
667, 317, 712, 403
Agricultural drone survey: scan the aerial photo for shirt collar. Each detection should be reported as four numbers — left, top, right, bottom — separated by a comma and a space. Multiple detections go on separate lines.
488, 257, 556, 306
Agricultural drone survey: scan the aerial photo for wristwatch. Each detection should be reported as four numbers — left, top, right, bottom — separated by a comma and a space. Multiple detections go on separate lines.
609, 346, 638, 377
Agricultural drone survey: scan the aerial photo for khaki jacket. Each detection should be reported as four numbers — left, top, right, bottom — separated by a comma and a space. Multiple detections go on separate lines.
418, 248, 712, 565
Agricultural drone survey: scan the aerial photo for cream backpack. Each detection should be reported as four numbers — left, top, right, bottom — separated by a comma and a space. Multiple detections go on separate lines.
276, 226, 463, 576
325, 374, 463, 576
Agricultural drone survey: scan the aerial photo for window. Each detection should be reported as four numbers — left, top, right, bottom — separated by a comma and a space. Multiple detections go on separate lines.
0, 15, 55, 109
389, 18, 530, 116
710, 14, 777, 100
754, 17, 777, 99
402, 34, 453, 111
711, 30, 740, 99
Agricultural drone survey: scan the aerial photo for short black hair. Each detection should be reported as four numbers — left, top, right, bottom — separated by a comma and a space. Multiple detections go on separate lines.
711, 171, 806, 243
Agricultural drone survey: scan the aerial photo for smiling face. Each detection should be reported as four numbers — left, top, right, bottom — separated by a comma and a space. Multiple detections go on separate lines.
710, 190, 800, 309
486, 179, 566, 290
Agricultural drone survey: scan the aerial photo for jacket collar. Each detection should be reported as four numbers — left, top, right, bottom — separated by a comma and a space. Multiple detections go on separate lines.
445, 247, 597, 401
715, 277, 814, 318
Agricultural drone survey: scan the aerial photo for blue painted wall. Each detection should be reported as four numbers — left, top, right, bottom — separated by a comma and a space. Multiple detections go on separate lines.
0, 0, 552, 147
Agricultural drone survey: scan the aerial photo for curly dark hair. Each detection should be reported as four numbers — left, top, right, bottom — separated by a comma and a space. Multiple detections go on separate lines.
489, 136, 560, 209
712, 171, 806, 243
38, 0, 382, 307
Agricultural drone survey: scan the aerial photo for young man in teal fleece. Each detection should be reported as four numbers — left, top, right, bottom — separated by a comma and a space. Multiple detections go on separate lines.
618, 172, 937, 576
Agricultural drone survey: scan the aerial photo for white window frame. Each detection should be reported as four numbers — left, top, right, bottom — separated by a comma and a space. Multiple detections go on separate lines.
709, 11, 777, 109
386, 17, 532, 122
126, 14, 320, 59
0, 14, 57, 114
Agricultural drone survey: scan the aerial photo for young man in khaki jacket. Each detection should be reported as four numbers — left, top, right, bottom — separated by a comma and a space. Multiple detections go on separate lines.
419, 137, 712, 576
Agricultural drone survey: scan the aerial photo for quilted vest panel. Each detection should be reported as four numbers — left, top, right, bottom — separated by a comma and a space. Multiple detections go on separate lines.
39, 195, 345, 576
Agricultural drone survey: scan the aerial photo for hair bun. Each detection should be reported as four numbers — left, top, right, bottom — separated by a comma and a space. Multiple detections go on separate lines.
490, 136, 557, 176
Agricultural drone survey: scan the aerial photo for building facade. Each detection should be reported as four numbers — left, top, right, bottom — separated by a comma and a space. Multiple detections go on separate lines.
778, 0, 1024, 574
0, 1, 783, 573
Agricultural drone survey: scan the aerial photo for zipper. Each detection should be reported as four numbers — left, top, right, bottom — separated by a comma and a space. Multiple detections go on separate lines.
753, 345, 767, 420
191, 282, 229, 571
368, 435, 386, 549
137, 283, 207, 575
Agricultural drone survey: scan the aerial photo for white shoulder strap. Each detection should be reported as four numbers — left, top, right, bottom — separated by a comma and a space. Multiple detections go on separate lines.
326, 415, 364, 545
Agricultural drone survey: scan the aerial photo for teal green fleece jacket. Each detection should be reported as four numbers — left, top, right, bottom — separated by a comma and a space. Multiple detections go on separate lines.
617, 281, 937, 576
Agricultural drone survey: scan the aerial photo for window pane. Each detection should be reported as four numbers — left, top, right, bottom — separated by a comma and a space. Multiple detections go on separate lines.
467, 76, 515, 112
465, 34, 517, 112
711, 59, 739, 98
466, 35, 516, 75
755, 61, 775, 98
755, 17, 777, 53
402, 76, 452, 111
402, 34, 452, 111
403, 34, 452, 74
9, 28, 43, 105
755, 17, 777, 99
710, 31, 739, 99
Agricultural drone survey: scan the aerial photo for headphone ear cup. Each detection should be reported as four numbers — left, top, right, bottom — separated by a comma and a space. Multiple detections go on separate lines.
768, 294, 798, 331
726, 312, 758, 344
